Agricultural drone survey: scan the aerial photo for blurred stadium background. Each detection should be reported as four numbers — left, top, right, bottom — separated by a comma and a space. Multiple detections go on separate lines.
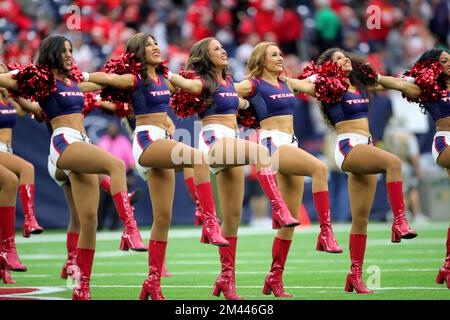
1, 0, 449, 228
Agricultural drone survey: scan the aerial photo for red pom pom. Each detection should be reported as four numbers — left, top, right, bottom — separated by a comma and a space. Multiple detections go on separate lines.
82, 92, 100, 116
70, 65, 84, 83
100, 52, 143, 105
169, 70, 206, 118
40, 110, 50, 124
299, 61, 348, 103
8, 64, 56, 101
112, 102, 132, 118
351, 62, 378, 86
237, 105, 260, 129
158, 59, 170, 79
404, 60, 447, 103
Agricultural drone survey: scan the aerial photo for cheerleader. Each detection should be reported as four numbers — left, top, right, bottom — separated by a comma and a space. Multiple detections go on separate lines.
0, 163, 20, 284
377, 48, 450, 288
234, 42, 342, 297
286, 48, 417, 293
167, 37, 299, 300
85, 33, 229, 300
0, 35, 146, 299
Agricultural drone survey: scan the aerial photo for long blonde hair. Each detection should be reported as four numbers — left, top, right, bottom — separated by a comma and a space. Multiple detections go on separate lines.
247, 42, 279, 78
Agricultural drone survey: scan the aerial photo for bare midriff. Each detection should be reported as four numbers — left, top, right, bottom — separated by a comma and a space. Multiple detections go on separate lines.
260, 115, 294, 134
201, 114, 237, 130
0, 128, 12, 145
136, 112, 169, 130
436, 116, 450, 132
335, 117, 371, 137
50, 113, 86, 133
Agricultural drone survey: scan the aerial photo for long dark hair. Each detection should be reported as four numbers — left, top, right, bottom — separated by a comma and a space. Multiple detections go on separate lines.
416, 48, 450, 64
37, 35, 72, 78
126, 32, 166, 82
186, 37, 230, 105
316, 48, 375, 126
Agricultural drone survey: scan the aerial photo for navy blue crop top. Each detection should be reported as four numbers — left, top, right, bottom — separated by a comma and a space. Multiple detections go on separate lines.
0, 102, 18, 129
423, 91, 450, 122
38, 79, 84, 121
324, 90, 369, 126
199, 78, 240, 119
247, 78, 296, 121
130, 74, 170, 115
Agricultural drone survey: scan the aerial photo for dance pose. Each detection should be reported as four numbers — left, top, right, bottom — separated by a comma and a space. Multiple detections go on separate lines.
286, 48, 417, 293
234, 42, 342, 297
377, 48, 450, 288
168, 37, 299, 300
0, 35, 146, 299
86, 33, 229, 300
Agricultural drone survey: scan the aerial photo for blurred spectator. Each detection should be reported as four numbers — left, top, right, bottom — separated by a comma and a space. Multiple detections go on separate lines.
314, 0, 341, 52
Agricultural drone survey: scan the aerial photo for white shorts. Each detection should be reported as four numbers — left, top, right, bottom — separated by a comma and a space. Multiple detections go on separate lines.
198, 124, 239, 174
335, 133, 373, 171
47, 156, 67, 187
132, 125, 172, 181
49, 127, 91, 177
0, 141, 13, 154
432, 131, 450, 164
259, 130, 298, 155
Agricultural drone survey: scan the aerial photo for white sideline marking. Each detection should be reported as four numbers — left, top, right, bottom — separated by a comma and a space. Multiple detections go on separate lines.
12, 268, 441, 279
13, 222, 449, 244
0, 287, 68, 300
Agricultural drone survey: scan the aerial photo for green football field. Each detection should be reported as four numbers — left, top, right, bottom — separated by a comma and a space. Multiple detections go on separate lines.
2, 221, 450, 300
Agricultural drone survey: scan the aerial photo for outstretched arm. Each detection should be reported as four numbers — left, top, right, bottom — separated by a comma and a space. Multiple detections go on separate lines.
13, 98, 44, 120
167, 72, 203, 94
86, 72, 136, 90
78, 81, 104, 93
0, 73, 19, 91
285, 78, 316, 97
377, 75, 421, 99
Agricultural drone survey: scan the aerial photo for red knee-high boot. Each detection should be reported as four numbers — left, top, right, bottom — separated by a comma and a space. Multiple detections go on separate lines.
185, 177, 203, 226
140, 240, 167, 300
313, 191, 342, 253
72, 248, 95, 300
436, 228, 450, 289
112, 191, 147, 251
196, 182, 229, 246
61, 232, 79, 279
256, 168, 300, 229
212, 236, 243, 300
19, 184, 43, 238
0, 252, 14, 284
263, 237, 293, 297
100, 176, 140, 205
344, 234, 373, 294
387, 181, 417, 242
0, 206, 26, 271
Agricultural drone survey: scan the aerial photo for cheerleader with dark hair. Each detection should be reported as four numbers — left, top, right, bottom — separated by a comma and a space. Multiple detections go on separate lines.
234, 42, 342, 298
167, 37, 299, 300
377, 48, 450, 288
286, 48, 417, 294
0, 35, 146, 299
85, 33, 229, 300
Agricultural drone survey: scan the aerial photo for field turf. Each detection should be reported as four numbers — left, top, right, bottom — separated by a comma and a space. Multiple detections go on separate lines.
2, 221, 449, 300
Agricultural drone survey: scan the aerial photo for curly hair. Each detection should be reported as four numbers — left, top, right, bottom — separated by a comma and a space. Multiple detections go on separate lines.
316, 48, 375, 127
